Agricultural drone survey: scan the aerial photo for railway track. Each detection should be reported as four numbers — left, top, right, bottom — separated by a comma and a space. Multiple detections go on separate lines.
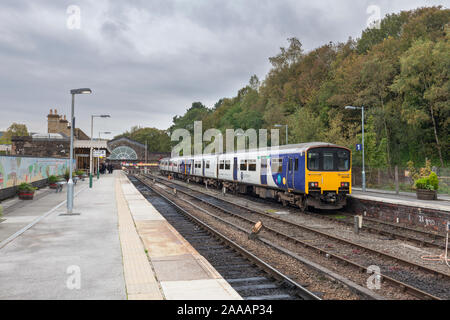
316, 213, 447, 250
143, 173, 450, 300
128, 175, 321, 301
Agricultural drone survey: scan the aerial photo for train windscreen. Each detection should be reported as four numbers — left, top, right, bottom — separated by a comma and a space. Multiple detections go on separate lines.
307, 148, 350, 171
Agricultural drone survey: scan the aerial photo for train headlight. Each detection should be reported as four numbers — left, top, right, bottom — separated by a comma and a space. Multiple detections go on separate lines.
341, 182, 349, 187
309, 182, 319, 188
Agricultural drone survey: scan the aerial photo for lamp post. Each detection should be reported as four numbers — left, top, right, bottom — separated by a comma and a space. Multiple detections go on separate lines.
68, 88, 92, 214
274, 124, 288, 145
345, 105, 365, 192
89, 114, 110, 187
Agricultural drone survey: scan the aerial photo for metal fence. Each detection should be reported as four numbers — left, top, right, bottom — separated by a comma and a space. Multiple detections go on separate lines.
352, 166, 450, 195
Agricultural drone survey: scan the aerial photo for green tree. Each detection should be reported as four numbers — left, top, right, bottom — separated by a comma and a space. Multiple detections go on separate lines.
391, 39, 449, 167
0, 123, 29, 144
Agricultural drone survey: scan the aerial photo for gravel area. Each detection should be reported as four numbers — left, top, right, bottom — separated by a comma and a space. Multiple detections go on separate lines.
150, 180, 415, 300
168, 177, 450, 277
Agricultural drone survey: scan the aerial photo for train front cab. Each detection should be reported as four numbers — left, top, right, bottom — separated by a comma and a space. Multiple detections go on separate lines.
305, 146, 351, 209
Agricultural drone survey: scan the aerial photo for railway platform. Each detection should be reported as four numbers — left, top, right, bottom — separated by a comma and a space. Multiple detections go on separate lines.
0, 171, 241, 300
348, 187, 450, 233
351, 187, 450, 212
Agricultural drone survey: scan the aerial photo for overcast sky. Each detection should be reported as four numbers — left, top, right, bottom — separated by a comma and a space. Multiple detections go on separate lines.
0, 0, 447, 138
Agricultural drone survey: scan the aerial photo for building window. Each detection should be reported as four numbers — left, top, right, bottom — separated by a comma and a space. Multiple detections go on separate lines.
109, 146, 138, 160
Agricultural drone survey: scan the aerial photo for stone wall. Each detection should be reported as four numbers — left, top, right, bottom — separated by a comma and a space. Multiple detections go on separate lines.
11, 136, 70, 158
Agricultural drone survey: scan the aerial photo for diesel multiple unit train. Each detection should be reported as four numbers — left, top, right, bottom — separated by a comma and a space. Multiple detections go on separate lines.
159, 142, 352, 210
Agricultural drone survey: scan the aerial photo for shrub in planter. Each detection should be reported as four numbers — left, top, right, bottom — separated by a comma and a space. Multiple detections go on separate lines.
75, 170, 84, 177
17, 182, 37, 200
48, 175, 59, 189
414, 172, 439, 200
64, 169, 77, 181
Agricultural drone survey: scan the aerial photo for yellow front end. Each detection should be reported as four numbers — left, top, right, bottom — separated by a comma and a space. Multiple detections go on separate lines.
304, 146, 352, 195
305, 171, 352, 194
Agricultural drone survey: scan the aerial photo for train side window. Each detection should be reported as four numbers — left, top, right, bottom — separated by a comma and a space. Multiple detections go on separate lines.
271, 158, 283, 173
225, 160, 231, 170
307, 152, 320, 170
248, 159, 256, 171
206, 161, 210, 169
240, 160, 247, 171
219, 161, 224, 170
288, 159, 292, 171
323, 152, 334, 170
294, 158, 299, 171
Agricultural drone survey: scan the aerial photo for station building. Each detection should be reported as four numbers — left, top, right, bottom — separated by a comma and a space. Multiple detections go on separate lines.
10, 109, 169, 171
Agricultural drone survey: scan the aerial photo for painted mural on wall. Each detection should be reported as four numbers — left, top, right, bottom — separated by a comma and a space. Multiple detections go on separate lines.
0, 156, 72, 189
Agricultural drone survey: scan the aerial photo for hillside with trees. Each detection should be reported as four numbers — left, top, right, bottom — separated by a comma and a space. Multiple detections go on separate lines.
123, 7, 449, 169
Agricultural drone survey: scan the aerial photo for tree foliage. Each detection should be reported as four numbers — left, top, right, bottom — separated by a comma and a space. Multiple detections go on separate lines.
120, 7, 449, 167
114, 126, 171, 152
0, 123, 29, 144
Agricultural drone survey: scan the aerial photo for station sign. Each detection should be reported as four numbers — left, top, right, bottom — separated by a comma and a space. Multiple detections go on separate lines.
93, 150, 106, 158
356, 144, 362, 151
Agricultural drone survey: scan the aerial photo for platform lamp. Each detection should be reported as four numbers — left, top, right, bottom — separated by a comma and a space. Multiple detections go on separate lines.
68, 88, 92, 214
274, 124, 288, 145
97, 131, 111, 179
345, 105, 366, 192
89, 114, 110, 187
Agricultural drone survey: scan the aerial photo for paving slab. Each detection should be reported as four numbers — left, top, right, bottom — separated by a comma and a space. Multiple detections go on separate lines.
0, 174, 126, 300
118, 172, 241, 300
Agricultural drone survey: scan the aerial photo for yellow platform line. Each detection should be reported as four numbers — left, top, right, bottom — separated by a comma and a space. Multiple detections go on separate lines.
115, 174, 164, 300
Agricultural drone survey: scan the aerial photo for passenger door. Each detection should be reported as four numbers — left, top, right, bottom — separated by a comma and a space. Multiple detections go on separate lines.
287, 156, 294, 189
260, 157, 267, 185
233, 157, 238, 181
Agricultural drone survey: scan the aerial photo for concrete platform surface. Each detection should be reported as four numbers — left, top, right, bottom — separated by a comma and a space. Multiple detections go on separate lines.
351, 188, 450, 212
117, 172, 242, 300
0, 175, 126, 299
0, 171, 242, 300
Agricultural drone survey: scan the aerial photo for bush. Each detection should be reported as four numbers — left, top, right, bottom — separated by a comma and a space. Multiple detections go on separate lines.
64, 169, 77, 180
48, 175, 59, 183
75, 170, 85, 176
428, 172, 439, 190
17, 182, 37, 192
414, 172, 439, 191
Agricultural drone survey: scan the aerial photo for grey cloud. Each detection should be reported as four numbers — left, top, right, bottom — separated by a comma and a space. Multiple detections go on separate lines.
0, 0, 446, 137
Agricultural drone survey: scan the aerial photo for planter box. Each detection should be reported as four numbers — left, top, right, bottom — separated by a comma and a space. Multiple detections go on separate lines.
18, 191, 35, 200
49, 183, 58, 189
416, 189, 437, 200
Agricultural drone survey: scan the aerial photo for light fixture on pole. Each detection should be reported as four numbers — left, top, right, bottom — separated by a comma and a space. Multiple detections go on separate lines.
89, 114, 110, 187
67, 88, 92, 214
345, 105, 365, 192
274, 124, 288, 145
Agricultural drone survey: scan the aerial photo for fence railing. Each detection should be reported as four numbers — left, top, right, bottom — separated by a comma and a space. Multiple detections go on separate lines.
351, 166, 449, 195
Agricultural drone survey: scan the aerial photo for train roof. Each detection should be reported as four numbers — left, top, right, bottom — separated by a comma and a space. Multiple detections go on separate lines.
160, 142, 349, 161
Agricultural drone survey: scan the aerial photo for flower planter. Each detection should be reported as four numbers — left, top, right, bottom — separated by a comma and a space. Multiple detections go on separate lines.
416, 189, 437, 200
49, 183, 59, 189
18, 191, 35, 200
